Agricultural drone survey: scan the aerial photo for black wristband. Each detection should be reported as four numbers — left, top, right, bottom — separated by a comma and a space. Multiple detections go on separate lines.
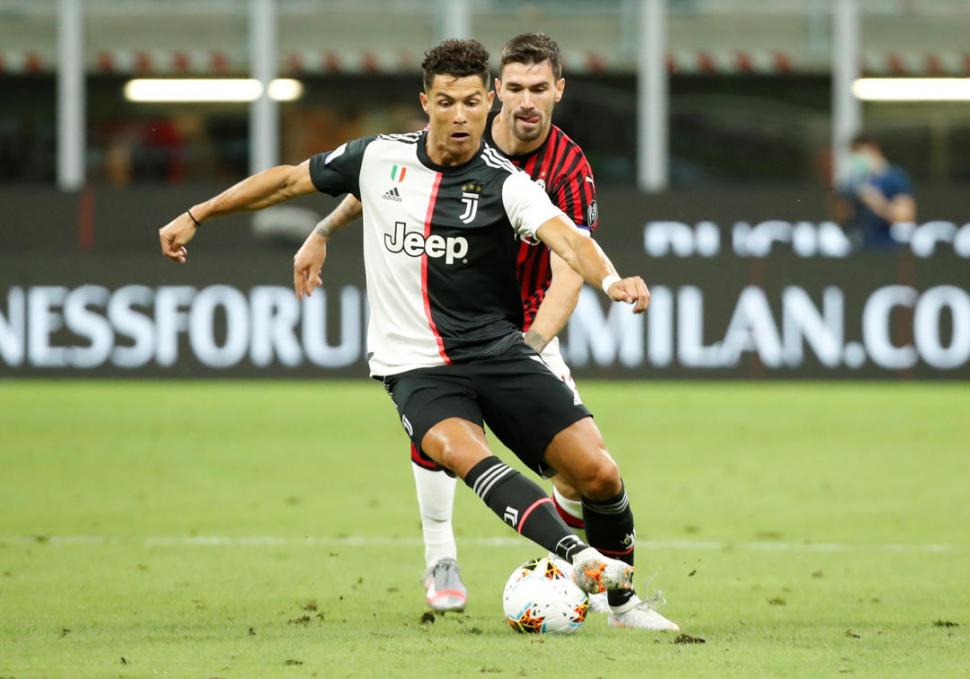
186, 209, 202, 227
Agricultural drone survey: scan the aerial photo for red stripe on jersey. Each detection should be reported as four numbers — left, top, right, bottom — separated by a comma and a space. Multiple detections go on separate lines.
421, 172, 451, 365
533, 249, 551, 302
522, 152, 539, 178
537, 129, 559, 183
517, 241, 539, 313
549, 129, 571, 180
555, 147, 583, 222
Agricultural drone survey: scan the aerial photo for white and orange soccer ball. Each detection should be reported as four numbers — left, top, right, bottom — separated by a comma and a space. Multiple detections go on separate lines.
502, 556, 590, 634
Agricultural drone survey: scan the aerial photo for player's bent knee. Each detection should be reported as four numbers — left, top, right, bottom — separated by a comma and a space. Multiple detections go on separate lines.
551, 476, 581, 502
421, 420, 490, 480
580, 457, 622, 500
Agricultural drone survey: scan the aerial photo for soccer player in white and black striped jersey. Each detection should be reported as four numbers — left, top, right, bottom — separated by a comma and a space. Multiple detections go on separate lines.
158, 39, 678, 632
296, 33, 636, 621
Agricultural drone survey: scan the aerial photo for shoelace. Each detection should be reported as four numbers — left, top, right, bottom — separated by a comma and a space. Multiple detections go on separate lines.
637, 572, 667, 610
637, 590, 666, 611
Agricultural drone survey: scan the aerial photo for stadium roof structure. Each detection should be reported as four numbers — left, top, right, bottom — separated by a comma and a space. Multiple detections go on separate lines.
3, 48, 970, 76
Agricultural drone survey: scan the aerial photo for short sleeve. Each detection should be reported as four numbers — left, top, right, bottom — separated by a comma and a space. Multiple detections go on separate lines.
308, 136, 374, 198
552, 154, 599, 232
501, 171, 568, 240
887, 168, 913, 198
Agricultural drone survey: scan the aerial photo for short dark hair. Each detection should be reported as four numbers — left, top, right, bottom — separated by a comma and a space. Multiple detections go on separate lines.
850, 133, 881, 150
499, 32, 562, 79
421, 39, 490, 91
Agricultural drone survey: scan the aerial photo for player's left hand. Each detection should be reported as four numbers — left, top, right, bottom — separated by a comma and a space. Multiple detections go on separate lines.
293, 234, 327, 299
606, 276, 650, 314
158, 213, 197, 263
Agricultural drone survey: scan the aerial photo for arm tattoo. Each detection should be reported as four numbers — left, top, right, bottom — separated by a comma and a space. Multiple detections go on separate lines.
312, 199, 361, 240
312, 216, 341, 239
523, 329, 548, 354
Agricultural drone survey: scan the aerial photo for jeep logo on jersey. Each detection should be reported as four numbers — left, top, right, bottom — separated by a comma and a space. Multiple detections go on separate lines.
384, 221, 469, 264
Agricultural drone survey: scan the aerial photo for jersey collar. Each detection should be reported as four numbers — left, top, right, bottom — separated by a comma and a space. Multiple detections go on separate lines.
417, 130, 485, 174
484, 109, 552, 163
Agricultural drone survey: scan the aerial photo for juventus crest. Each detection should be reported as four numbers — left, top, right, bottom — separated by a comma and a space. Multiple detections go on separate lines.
459, 181, 483, 224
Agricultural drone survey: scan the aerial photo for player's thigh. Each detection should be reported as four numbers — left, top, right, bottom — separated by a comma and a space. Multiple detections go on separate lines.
383, 368, 484, 473
475, 342, 591, 477
421, 417, 493, 479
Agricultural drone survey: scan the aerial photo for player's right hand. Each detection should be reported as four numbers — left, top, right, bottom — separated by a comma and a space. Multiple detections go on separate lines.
293, 234, 326, 299
606, 276, 650, 314
158, 213, 197, 263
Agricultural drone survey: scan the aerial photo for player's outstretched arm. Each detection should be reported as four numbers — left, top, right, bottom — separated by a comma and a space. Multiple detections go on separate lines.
524, 252, 583, 353
535, 216, 650, 314
158, 160, 316, 263
293, 194, 364, 299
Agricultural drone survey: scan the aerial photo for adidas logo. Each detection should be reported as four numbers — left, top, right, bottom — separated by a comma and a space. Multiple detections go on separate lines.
382, 186, 402, 202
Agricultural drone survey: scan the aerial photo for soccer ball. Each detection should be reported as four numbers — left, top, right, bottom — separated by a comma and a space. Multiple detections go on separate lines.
502, 556, 589, 634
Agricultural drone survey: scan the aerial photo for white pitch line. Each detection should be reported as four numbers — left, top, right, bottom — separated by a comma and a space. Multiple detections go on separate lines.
0, 535, 962, 553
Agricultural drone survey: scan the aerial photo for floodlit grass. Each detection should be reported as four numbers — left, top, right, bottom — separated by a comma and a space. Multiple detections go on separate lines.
1, 381, 967, 677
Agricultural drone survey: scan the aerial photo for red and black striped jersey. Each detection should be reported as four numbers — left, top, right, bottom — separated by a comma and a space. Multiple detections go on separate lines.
484, 111, 600, 331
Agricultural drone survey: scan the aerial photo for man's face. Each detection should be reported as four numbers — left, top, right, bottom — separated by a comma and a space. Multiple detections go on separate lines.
420, 74, 492, 157
850, 143, 880, 173
495, 60, 564, 143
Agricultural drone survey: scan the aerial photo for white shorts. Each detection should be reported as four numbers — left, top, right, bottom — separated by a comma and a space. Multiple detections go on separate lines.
538, 337, 583, 406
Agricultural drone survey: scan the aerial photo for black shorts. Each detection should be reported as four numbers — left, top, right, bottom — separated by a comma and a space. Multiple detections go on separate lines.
384, 337, 592, 478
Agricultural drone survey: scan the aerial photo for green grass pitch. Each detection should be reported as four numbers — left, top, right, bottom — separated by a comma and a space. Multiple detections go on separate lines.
1, 380, 967, 677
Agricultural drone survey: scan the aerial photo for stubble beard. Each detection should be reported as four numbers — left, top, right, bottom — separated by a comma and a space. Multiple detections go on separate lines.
513, 118, 544, 143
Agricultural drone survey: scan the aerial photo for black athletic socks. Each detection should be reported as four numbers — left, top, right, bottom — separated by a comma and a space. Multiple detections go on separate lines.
465, 456, 587, 562
583, 483, 636, 607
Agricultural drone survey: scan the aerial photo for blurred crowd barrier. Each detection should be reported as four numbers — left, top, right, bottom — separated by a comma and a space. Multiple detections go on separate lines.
2, 1, 970, 186
2, 185, 967, 379
4, 1, 970, 73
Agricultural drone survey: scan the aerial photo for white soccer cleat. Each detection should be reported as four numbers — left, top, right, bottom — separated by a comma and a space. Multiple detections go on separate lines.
422, 558, 468, 612
608, 595, 680, 632
570, 547, 634, 595
588, 591, 610, 613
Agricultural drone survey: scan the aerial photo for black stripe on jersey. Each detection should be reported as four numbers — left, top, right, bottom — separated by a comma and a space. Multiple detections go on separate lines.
547, 129, 572, 183
554, 148, 585, 223
522, 153, 540, 178
537, 129, 561, 183
421, 162, 524, 361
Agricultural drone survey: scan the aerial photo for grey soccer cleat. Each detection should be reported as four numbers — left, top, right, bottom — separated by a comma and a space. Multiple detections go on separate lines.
588, 591, 610, 613
422, 558, 468, 612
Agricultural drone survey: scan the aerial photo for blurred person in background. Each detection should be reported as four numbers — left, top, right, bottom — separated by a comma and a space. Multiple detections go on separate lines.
835, 133, 917, 251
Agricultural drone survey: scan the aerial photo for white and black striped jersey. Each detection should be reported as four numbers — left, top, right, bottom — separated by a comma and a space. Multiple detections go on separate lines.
309, 131, 568, 377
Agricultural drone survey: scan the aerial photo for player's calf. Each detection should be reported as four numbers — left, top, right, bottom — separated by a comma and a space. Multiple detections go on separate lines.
463, 455, 590, 562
